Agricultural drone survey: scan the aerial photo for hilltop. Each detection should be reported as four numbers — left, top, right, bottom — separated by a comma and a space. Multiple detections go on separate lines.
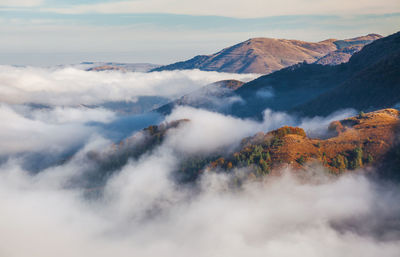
208, 109, 400, 176
152, 34, 381, 74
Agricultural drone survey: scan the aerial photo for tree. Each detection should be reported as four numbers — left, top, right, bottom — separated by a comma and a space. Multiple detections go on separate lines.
333, 154, 347, 171
297, 155, 306, 165
367, 154, 374, 164
354, 147, 363, 168
265, 151, 271, 161
259, 159, 270, 174
349, 147, 363, 169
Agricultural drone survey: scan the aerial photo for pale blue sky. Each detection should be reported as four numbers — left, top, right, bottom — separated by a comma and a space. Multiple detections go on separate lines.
1, 0, 399, 65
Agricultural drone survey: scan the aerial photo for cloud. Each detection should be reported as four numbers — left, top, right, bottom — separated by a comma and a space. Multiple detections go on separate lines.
0, 0, 43, 7
42, 0, 400, 18
299, 108, 357, 138
256, 88, 274, 99
0, 67, 259, 155
1, 67, 399, 257
164, 107, 258, 154
0, 104, 99, 155
164, 107, 295, 154
0, 13, 398, 66
29, 106, 117, 124
0, 65, 259, 106
1, 155, 399, 256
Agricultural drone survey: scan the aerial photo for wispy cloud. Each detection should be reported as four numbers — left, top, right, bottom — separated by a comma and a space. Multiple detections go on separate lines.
0, 1, 398, 65
0, 0, 43, 7
1, 12, 398, 65
41, 0, 400, 18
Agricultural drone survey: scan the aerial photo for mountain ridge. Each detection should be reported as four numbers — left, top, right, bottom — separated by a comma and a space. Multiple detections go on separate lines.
152, 34, 381, 74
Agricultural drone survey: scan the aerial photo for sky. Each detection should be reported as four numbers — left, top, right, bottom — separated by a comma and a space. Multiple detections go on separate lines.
0, 0, 399, 65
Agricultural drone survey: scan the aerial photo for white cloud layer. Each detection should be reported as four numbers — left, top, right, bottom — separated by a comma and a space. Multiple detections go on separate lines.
0, 104, 106, 154
165, 107, 291, 154
0, 65, 258, 106
43, 0, 400, 18
0, 67, 399, 257
1, 149, 399, 257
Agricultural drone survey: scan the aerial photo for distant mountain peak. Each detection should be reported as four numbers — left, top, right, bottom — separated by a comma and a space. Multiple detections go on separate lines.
152, 34, 381, 74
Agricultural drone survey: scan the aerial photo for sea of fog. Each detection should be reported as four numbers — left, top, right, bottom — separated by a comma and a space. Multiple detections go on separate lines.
0, 65, 399, 257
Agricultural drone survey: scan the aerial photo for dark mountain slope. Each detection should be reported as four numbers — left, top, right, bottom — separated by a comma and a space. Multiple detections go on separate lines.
296, 32, 400, 116
230, 63, 343, 118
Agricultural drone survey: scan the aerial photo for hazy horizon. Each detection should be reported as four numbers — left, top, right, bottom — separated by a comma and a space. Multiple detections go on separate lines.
1, 0, 399, 65
1, 29, 397, 66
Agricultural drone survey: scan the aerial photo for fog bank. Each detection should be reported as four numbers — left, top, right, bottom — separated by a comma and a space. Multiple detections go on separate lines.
0, 67, 398, 257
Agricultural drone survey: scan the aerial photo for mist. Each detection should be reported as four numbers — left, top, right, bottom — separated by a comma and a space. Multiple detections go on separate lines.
0, 67, 399, 257
0, 65, 258, 106
1, 155, 399, 257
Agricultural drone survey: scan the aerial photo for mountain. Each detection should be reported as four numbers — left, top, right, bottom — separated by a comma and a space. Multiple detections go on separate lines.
152, 34, 381, 74
229, 62, 341, 118
229, 31, 399, 118
87, 65, 127, 72
295, 32, 400, 116
154, 79, 245, 115
91, 108, 400, 185
82, 62, 160, 72
208, 109, 400, 176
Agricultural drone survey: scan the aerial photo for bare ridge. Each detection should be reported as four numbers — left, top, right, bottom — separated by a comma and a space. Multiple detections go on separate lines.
152, 34, 382, 74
